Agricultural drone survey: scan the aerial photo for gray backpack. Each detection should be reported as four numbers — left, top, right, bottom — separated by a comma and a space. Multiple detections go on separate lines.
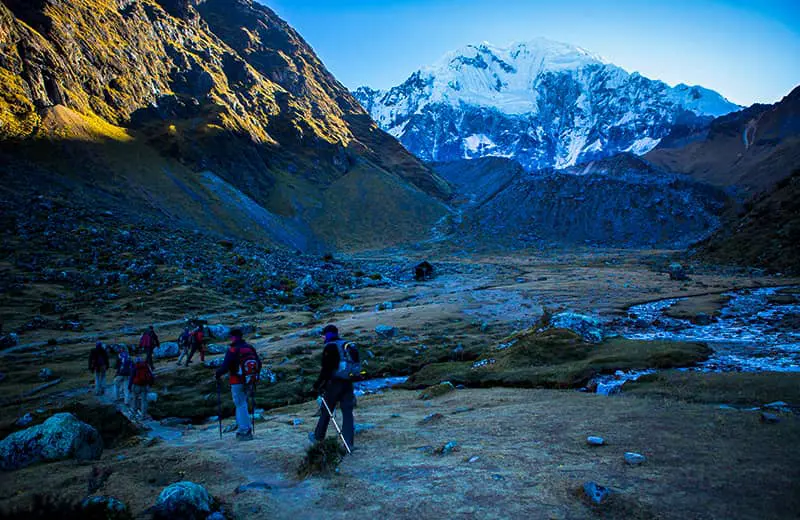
332, 341, 362, 381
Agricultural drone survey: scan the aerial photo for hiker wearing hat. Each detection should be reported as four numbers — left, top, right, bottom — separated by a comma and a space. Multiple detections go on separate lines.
310, 325, 361, 450
215, 329, 261, 441
88, 341, 110, 396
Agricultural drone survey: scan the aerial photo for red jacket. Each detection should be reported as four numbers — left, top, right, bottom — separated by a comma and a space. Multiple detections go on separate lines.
215, 340, 261, 385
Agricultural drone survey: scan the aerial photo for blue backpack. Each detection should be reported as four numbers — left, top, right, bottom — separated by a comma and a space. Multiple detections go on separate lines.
332, 341, 363, 381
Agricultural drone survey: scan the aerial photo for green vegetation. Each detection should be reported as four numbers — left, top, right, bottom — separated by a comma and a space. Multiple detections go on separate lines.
407, 329, 711, 390
297, 438, 347, 479
626, 370, 800, 406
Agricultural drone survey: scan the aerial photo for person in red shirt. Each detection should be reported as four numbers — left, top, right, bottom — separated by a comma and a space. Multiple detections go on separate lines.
215, 329, 261, 440
184, 326, 205, 366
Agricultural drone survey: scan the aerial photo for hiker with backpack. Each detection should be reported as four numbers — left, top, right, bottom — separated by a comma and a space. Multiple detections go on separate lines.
177, 327, 191, 366
215, 329, 261, 441
129, 356, 154, 419
139, 325, 159, 369
89, 341, 110, 396
309, 325, 362, 451
113, 346, 133, 404
185, 325, 205, 366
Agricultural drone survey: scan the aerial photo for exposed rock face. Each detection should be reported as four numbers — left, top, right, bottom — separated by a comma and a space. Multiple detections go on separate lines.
0, 413, 103, 470
436, 154, 727, 248
647, 85, 800, 191
0, 0, 449, 251
355, 39, 740, 171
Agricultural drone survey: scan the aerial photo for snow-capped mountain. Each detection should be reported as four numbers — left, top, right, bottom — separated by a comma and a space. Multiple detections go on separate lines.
354, 38, 742, 170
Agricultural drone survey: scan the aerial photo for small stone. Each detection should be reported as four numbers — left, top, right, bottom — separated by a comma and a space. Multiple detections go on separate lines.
419, 413, 444, 425
437, 441, 459, 455
354, 423, 376, 434
624, 452, 646, 465
587, 436, 605, 446
38, 368, 54, 381
222, 423, 237, 433
15, 413, 33, 427
375, 325, 398, 339
583, 481, 610, 505
760, 412, 780, 424
291, 418, 304, 426
491, 474, 504, 481
467, 456, 480, 463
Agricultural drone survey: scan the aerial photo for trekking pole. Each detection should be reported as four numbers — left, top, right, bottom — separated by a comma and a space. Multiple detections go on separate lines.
320, 396, 352, 455
216, 380, 223, 440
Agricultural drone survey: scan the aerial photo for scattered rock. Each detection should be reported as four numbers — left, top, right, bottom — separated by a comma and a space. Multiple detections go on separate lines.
467, 456, 480, 463
354, 423, 376, 435
418, 413, 444, 425
419, 381, 456, 400
234, 481, 272, 494
206, 344, 227, 355
583, 481, 610, 505
204, 358, 224, 368
375, 325, 397, 339
375, 301, 394, 312
760, 412, 780, 424
763, 401, 791, 413
291, 418, 304, 426
587, 436, 605, 446
207, 325, 230, 339
0, 413, 103, 470
259, 367, 277, 384
668, 263, 689, 281
15, 412, 34, 427
154, 481, 215, 519
38, 368, 54, 381
491, 474, 505, 481
436, 441, 459, 455
80, 496, 130, 520
153, 342, 179, 359
624, 452, 646, 465
334, 304, 356, 313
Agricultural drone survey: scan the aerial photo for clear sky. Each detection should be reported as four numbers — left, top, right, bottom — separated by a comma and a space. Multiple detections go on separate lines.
264, 0, 800, 106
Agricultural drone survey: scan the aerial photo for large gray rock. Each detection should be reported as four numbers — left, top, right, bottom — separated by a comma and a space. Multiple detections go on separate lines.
668, 263, 689, 281
551, 312, 605, 343
206, 343, 227, 355
0, 413, 103, 470
155, 481, 214, 518
207, 324, 230, 339
375, 325, 398, 339
153, 342, 179, 359
80, 496, 131, 520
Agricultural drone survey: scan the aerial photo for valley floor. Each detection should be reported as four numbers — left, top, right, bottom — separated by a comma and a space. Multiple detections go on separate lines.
1, 248, 799, 518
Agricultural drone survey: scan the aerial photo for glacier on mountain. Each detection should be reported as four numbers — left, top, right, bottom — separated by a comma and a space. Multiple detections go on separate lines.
354, 38, 741, 170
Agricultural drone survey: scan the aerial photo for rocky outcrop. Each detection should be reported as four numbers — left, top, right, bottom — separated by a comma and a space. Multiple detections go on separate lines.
0, 413, 103, 470
154, 481, 215, 519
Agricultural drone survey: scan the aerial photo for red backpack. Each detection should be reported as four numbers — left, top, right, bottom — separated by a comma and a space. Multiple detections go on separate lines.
132, 361, 154, 386
140, 333, 152, 350
236, 344, 259, 384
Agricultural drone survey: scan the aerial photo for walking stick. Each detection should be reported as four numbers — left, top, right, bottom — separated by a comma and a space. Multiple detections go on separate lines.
320, 396, 352, 455
216, 379, 222, 440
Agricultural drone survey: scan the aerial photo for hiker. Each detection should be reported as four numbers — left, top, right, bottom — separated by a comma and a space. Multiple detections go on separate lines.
177, 327, 191, 366
113, 346, 133, 404
215, 329, 261, 441
139, 325, 159, 369
310, 325, 360, 451
185, 325, 204, 366
129, 356, 154, 419
88, 341, 110, 396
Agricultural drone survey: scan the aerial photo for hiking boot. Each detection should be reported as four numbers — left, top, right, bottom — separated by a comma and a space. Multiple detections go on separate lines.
236, 430, 254, 441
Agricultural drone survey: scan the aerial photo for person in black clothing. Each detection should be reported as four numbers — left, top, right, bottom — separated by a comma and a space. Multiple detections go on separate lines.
88, 341, 110, 396
310, 324, 359, 450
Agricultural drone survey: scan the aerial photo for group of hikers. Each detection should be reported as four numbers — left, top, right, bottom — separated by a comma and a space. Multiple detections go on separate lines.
88, 321, 361, 451
88, 325, 158, 418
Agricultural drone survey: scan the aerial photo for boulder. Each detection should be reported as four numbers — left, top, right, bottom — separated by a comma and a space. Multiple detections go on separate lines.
80, 496, 131, 520
375, 301, 394, 312
259, 367, 277, 384
624, 452, 646, 465
668, 263, 689, 281
38, 367, 54, 381
583, 481, 610, 505
550, 312, 604, 343
375, 325, 398, 339
206, 343, 227, 355
0, 413, 103, 470
207, 325, 230, 339
587, 436, 605, 446
154, 481, 214, 519
153, 342, 179, 359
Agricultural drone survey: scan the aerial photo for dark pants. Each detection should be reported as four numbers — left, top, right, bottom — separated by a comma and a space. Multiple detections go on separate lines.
145, 348, 154, 369
186, 344, 203, 364
314, 379, 355, 448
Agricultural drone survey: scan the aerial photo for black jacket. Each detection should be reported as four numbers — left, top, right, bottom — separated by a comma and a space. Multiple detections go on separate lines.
89, 346, 109, 371
313, 338, 360, 391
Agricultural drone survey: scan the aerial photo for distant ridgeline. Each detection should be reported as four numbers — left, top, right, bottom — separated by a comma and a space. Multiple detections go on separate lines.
0, 0, 451, 252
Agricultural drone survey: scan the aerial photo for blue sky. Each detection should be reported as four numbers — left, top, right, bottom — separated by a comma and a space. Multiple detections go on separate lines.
264, 0, 800, 106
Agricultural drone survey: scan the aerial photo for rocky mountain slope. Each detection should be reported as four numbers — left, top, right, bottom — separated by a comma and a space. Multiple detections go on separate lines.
433, 154, 728, 249
355, 39, 740, 171
0, 0, 450, 252
647, 85, 800, 192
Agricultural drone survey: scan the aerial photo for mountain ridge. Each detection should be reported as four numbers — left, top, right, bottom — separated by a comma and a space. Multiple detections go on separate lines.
354, 37, 741, 171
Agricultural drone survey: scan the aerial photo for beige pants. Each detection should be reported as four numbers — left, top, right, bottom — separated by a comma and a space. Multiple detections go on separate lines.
114, 376, 130, 405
